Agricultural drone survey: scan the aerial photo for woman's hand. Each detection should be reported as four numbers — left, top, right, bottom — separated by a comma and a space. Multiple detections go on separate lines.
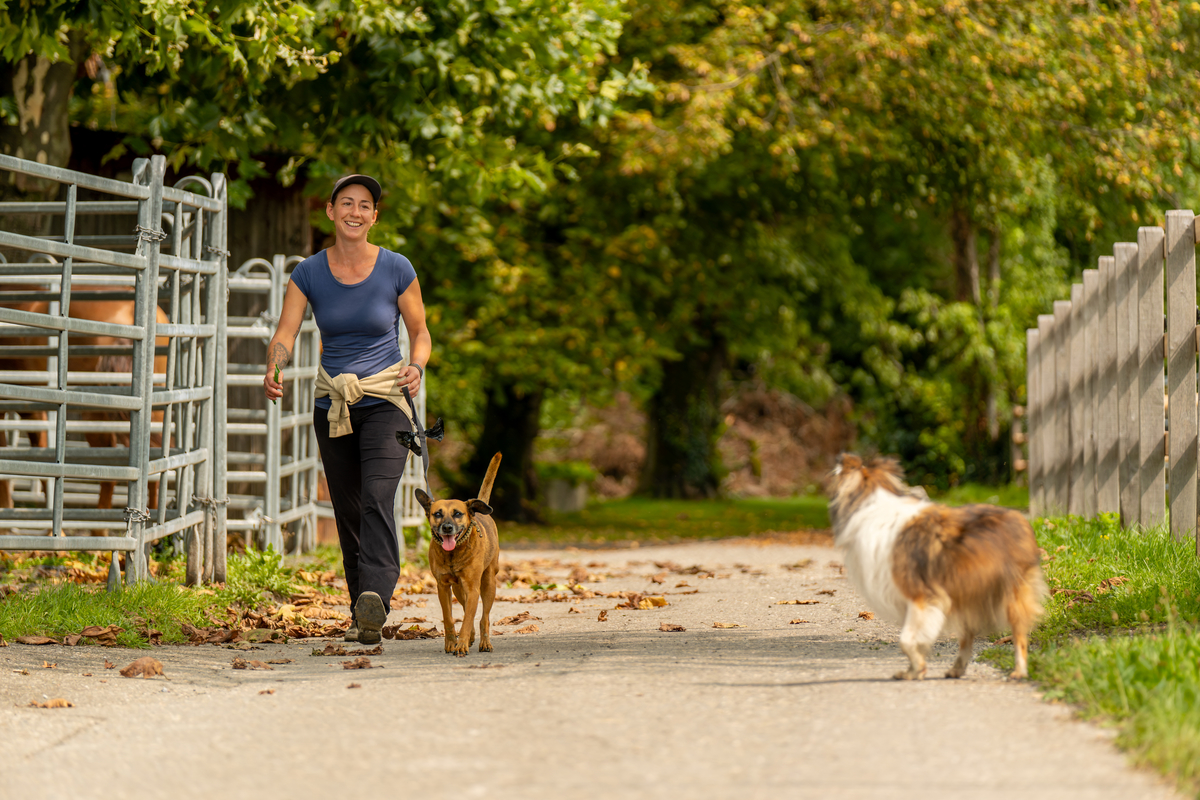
264, 363, 284, 403
398, 364, 423, 396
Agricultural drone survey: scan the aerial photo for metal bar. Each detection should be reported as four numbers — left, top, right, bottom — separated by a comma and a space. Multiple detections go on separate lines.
156, 323, 216, 338
0, 201, 140, 214
0, 383, 142, 410
160, 185, 222, 212
0, 459, 138, 480
0, 536, 137, 552
159, 253, 220, 275
0, 154, 150, 199
147, 448, 209, 474
0, 306, 146, 339
0, 231, 147, 270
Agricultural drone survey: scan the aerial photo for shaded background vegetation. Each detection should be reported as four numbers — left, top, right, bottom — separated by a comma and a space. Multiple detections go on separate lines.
6, 0, 1200, 518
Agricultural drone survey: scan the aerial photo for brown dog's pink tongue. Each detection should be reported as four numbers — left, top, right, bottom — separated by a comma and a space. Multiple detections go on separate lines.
441, 538, 456, 552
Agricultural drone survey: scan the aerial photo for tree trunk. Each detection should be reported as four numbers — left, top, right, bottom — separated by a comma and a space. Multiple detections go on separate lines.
639, 336, 727, 499
950, 205, 980, 305
0, 39, 86, 251
456, 380, 544, 522
986, 225, 1001, 441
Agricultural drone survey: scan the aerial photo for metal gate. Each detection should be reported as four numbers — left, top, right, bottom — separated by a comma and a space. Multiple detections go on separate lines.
0, 154, 227, 585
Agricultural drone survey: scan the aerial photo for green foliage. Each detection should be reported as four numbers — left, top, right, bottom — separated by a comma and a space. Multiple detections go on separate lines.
218, 546, 297, 606
535, 459, 598, 487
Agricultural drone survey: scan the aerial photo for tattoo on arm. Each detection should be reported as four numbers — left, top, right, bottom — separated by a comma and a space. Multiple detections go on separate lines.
268, 342, 291, 370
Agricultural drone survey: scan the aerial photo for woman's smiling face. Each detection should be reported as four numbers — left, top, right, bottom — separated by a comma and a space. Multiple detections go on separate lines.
327, 183, 378, 240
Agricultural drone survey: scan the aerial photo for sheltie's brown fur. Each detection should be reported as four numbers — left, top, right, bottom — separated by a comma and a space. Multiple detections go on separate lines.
829, 454, 1045, 680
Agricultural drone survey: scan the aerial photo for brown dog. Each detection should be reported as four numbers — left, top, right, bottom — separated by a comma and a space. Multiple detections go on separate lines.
415, 453, 502, 657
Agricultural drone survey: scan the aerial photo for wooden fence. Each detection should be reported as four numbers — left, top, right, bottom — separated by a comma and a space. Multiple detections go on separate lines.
1025, 210, 1200, 547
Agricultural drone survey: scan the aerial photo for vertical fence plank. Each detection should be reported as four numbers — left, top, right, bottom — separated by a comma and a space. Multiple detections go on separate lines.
1069, 283, 1087, 515
1027, 328, 1042, 518
1166, 210, 1197, 543
1114, 242, 1140, 526
1138, 226, 1167, 529
1096, 258, 1120, 514
1054, 299, 1073, 514
1038, 314, 1059, 514
1082, 271, 1100, 516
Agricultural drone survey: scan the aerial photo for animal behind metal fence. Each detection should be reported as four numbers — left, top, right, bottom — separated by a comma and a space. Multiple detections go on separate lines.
0, 154, 228, 584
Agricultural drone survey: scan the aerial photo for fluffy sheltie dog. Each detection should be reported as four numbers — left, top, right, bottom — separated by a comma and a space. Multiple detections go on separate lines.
828, 454, 1045, 681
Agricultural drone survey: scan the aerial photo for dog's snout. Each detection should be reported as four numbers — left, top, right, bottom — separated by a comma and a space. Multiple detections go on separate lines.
439, 522, 456, 535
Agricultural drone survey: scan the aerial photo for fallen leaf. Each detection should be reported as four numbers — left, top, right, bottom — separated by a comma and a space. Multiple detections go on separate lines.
782, 559, 814, 571
14, 636, 57, 645
119, 657, 163, 678
1097, 576, 1130, 593
712, 622, 743, 629
789, 619, 810, 624
659, 623, 686, 632
266, 658, 293, 665
776, 600, 819, 605
231, 658, 273, 670
675, 581, 691, 588
498, 611, 541, 626
64, 634, 83, 646
597, 610, 608, 622
342, 657, 374, 670
313, 644, 348, 657
568, 607, 581, 614
461, 663, 506, 669
259, 689, 276, 695
29, 698, 73, 709
399, 617, 428, 624
104, 660, 115, 670
0, 633, 6, 647
858, 611, 875, 620
81, 673, 92, 677
817, 589, 837, 596
13, 669, 28, 675
347, 682, 362, 689
994, 635, 1013, 645
636, 596, 669, 610
41, 661, 56, 669
649, 572, 667, 584
568, 566, 588, 584
513, 624, 540, 634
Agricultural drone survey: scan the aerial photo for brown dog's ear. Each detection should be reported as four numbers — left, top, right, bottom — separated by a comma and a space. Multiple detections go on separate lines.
467, 499, 493, 516
837, 453, 862, 472
414, 489, 433, 514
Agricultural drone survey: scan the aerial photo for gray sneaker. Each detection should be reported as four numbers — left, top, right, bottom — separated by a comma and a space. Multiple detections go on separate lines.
343, 621, 359, 642
354, 591, 387, 645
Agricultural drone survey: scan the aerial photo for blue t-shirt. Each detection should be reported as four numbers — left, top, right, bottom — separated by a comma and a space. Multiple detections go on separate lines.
290, 248, 417, 409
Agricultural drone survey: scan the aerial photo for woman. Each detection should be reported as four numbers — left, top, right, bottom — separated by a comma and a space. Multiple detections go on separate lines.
264, 174, 431, 646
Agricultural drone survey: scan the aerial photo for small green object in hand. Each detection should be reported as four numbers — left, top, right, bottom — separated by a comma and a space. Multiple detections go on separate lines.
271, 364, 280, 405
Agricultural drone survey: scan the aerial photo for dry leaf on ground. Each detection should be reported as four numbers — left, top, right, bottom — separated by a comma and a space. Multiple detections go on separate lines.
384, 624, 438, 640
231, 658, 273, 670
259, 689, 276, 695
513, 624, 540, 634
104, 660, 115, 670
78, 625, 122, 645
817, 589, 836, 596
267, 658, 293, 665
399, 617, 427, 623
347, 683, 362, 689
782, 559, 814, 571
712, 622, 743, 629
41, 661, 56, 669
461, 663, 506, 670
119, 657, 163, 678
497, 611, 541, 626
659, 623, 686, 632
1097, 576, 1130, 593
568, 607, 581, 614
597, 610, 608, 622
342, 657, 374, 670
776, 599, 819, 605
29, 698, 73, 709
858, 611, 875, 620
789, 619, 810, 624
15, 636, 57, 645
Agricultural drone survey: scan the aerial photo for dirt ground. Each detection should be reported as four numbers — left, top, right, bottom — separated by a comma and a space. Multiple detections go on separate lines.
0, 537, 1182, 800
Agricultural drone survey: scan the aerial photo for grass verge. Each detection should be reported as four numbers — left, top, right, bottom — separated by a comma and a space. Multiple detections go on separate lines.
502, 495, 830, 547
979, 513, 1200, 796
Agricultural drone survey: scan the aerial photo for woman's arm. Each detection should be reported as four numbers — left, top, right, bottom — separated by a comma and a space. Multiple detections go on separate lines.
397, 277, 431, 395
264, 280, 311, 401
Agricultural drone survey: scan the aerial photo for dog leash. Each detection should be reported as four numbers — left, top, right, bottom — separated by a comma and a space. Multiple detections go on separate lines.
396, 384, 443, 495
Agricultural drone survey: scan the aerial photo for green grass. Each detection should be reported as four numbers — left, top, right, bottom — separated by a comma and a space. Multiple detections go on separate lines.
934, 482, 1029, 509
0, 581, 213, 648
502, 495, 831, 547
983, 513, 1200, 796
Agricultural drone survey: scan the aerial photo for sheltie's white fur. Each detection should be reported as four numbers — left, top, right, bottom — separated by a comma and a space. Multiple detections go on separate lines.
828, 454, 1045, 680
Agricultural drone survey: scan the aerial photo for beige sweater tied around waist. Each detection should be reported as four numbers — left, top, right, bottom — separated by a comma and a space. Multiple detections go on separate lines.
315, 360, 413, 438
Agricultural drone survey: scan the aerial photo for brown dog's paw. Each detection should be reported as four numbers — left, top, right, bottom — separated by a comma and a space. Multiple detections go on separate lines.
443, 635, 458, 654
893, 668, 926, 681
478, 639, 493, 653
451, 641, 470, 657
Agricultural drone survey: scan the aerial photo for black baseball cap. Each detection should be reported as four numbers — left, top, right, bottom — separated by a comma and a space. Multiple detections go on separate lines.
329, 174, 382, 205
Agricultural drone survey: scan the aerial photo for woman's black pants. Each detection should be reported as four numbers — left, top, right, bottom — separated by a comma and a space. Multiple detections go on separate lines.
314, 402, 413, 617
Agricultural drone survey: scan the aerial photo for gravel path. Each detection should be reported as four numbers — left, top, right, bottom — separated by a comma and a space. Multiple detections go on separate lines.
0, 538, 1183, 800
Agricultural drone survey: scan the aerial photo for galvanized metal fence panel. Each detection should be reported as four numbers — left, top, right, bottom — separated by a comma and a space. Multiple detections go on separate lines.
0, 154, 227, 584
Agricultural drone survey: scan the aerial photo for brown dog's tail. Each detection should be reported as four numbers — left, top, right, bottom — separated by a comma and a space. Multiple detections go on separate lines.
478, 452, 502, 504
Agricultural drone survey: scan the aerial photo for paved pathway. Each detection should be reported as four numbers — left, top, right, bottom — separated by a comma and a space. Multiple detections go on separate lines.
0, 539, 1183, 800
